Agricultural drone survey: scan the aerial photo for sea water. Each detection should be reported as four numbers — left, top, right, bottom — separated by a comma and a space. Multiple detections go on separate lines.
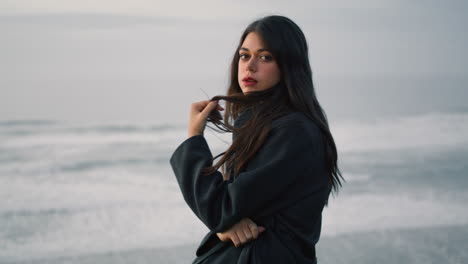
1, 91, 468, 263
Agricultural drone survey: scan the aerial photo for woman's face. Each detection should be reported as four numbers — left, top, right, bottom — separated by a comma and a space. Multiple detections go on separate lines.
238, 32, 281, 94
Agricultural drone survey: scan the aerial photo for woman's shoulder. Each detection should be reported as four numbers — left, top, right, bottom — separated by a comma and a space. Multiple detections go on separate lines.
269, 111, 325, 156
270, 111, 323, 145
272, 111, 320, 132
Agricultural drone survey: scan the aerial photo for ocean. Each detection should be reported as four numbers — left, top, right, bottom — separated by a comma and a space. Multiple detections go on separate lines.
1, 98, 467, 263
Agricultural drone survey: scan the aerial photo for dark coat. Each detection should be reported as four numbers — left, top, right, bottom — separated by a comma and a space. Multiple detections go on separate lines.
169, 107, 331, 263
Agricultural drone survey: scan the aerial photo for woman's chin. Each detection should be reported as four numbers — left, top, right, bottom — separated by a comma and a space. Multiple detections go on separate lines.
241, 87, 258, 94
242, 86, 276, 95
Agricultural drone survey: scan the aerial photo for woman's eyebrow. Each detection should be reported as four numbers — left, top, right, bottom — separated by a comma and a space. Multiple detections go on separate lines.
239, 47, 270, 52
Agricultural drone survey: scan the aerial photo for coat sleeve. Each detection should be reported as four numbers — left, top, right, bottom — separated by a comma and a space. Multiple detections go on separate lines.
169, 119, 327, 233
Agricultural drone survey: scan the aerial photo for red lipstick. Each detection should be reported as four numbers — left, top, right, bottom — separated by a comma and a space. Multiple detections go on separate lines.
242, 76, 257, 86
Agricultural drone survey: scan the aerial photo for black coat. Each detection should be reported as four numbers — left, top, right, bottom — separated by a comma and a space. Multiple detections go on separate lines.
170, 107, 331, 263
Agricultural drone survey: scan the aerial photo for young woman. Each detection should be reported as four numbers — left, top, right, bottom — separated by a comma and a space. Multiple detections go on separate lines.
170, 15, 343, 264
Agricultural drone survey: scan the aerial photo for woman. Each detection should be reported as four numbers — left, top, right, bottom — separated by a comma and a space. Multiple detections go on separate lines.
170, 15, 343, 263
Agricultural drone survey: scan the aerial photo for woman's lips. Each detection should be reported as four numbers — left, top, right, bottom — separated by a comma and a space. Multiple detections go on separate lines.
242, 80, 257, 86
242, 77, 257, 86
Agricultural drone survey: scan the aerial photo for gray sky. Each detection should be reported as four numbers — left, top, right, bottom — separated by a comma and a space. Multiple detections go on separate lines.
1, 0, 467, 123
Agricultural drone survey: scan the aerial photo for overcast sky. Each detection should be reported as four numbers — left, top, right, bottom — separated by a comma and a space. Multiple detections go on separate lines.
1, 0, 467, 123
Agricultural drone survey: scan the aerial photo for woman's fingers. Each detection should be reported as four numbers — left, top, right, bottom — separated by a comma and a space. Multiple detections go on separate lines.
242, 226, 254, 242
258, 226, 266, 233
216, 232, 229, 242
190, 100, 207, 112
246, 217, 267, 239
238, 218, 255, 245
191, 100, 218, 114
236, 228, 248, 245
230, 232, 241, 248
201, 101, 219, 116
188, 100, 220, 137
247, 222, 259, 239
216, 217, 266, 248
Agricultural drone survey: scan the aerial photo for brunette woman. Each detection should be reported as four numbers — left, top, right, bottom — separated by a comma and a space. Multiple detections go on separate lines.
170, 15, 343, 263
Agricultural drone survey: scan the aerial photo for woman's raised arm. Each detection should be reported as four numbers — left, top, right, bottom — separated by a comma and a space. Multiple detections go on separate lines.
170, 115, 329, 233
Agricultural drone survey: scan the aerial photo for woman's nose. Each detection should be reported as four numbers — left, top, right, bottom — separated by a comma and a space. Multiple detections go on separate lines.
246, 58, 257, 72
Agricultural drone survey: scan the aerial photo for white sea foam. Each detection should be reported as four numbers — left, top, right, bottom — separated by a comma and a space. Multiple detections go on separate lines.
0, 204, 207, 261
0, 168, 208, 260
331, 112, 468, 153
1, 131, 171, 147
341, 172, 372, 182
5, 112, 465, 154
2, 169, 466, 261
1, 113, 467, 261
322, 190, 468, 237
0, 168, 174, 213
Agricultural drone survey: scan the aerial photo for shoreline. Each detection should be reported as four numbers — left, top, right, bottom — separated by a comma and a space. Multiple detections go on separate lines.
6, 223, 467, 264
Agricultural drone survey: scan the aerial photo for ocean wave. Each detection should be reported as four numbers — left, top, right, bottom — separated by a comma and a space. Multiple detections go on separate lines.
0, 129, 186, 148
2, 112, 466, 152
322, 190, 468, 236
332, 111, 468, 153
57, 157, 168, 172
0, 119, 59, 127
0, 121, 182, 137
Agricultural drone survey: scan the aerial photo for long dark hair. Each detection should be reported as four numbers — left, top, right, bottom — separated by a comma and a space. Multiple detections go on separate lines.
203, 15, 344, 196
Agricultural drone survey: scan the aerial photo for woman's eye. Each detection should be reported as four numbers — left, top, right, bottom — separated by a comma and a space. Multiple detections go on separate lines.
239, 54, 249, 60
239, 53, 272, 61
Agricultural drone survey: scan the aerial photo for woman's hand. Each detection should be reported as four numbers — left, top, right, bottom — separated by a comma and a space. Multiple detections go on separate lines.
216, 218, 266, 247
188, 100, 224, 138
